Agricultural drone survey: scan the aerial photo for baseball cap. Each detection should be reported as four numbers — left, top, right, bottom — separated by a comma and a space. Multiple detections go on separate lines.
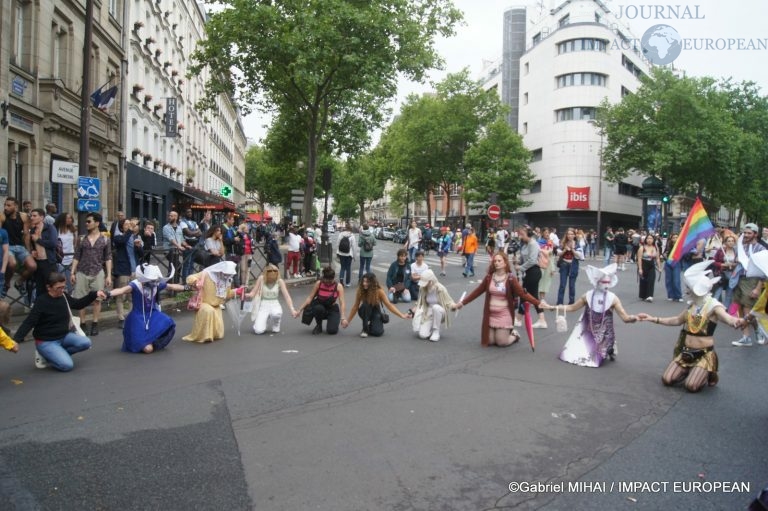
743, 223, 758, 233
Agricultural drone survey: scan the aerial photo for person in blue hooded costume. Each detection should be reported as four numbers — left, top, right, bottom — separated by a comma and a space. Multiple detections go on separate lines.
107, 263, 186, 353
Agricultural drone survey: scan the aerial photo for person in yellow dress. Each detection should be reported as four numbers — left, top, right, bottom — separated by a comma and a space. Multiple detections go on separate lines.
183, 261, 237, 343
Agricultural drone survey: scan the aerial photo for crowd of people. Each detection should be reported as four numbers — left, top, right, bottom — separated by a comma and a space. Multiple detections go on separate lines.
3, 203, 767, 396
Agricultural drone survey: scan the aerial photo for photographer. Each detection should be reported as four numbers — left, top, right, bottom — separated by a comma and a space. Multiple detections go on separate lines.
180, 208, 202, 279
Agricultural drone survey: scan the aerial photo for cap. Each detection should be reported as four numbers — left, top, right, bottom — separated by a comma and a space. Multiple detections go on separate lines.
743, 222, 758, 233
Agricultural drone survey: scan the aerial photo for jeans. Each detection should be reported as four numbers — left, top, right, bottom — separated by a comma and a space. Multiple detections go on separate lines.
388, 288, 412, 303
57, 263, 73, 294
464, 252, 475, 276
408, 245, 419, 263
358, 256, 372, 280
182, 247, 196, 280
557, 259, 579, 305
664, 261, 682, 300
603, 247, 613, 266
339, 255, 353, 285
36, 333, 92, 372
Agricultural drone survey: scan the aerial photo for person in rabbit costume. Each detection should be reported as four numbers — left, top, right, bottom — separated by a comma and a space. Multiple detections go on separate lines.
637, 260, 747, 392
543, 264, 638, 367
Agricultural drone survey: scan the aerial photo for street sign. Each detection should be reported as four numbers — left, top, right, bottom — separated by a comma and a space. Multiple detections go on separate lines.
77, 176, 100, 199
487, 204, 501, 220
77, 199, 101, 212
290, 202, 304, 210
52, 160, 79, 184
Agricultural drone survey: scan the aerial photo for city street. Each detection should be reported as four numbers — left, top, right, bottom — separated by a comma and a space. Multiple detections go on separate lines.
1, 239, 766, 510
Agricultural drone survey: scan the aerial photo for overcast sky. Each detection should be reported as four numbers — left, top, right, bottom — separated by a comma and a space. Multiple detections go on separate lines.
241, 0, 768, 144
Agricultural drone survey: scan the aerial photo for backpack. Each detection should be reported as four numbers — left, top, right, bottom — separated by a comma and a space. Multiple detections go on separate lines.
338, 235, 351, 253
362, 234, 374, 252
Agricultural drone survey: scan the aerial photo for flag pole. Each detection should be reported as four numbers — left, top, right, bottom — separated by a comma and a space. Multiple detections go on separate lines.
78, 0, 95, 236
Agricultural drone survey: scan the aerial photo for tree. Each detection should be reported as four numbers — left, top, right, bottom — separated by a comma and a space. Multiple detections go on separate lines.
598, 68, 743, 203
378, 70, 503, 225
331, 151, 388, 224
190, 0, 462, 224
463, 119, 535, 215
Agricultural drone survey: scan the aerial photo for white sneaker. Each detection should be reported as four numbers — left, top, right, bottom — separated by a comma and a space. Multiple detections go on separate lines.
429, 331, 440, 342
757, 336, 766, 346
732, 336, 753, 347
34, 350, 49, 369
645, 297, 653, 302
359, 331, 368, 338
532, 321, 548, 329
514, 319, 522, 327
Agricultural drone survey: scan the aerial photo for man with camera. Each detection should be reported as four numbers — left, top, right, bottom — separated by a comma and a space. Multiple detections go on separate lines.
180, 208, 202, 279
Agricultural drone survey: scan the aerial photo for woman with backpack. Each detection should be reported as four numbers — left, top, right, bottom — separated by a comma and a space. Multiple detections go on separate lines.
297, 266, 347, 335
336, 224, 355, 287
357, 225, 376, 281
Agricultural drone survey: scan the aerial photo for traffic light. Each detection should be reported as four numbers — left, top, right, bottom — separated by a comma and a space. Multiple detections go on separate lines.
220, 185, 232, 198
661, 194, 670, 203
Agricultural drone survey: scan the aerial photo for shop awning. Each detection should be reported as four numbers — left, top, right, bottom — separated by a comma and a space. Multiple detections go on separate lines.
247, 211, 272, 222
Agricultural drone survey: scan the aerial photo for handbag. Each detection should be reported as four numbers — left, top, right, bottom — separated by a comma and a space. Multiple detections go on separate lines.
380, 302, 390, 324
555, 306, 568, 333
187, 276, 205, 311
301, 305, 314, 325
64, 296, 87, 337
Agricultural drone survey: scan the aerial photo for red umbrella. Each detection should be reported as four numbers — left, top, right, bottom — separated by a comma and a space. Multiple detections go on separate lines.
523, 302, 535, 351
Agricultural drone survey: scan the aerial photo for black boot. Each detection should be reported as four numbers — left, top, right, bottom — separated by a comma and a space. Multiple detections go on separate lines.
312, 322, 322, 335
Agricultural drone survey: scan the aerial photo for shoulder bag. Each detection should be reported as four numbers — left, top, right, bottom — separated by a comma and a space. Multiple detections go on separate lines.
64, 296, 87, 337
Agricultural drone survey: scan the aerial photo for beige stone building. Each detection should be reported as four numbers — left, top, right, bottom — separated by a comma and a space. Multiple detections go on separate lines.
1, 0, 246, 225
1, 0, 123, 215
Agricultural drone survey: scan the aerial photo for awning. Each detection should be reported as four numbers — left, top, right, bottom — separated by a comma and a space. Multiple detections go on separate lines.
247, 212, 272, 222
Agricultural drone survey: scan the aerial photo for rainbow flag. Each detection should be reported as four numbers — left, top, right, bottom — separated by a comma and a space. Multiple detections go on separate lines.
667, 197, 716, 265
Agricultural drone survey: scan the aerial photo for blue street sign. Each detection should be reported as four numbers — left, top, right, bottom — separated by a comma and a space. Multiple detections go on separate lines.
77, 199, 101, 212
77, 176, 101, 199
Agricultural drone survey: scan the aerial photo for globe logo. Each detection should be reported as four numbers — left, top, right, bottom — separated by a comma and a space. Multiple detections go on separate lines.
641, 24, 682, 65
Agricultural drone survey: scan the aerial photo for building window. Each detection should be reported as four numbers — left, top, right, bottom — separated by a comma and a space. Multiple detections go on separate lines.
450, 183, 460, 197
523, 92, 528, 104
524, 62, 529, 75
555, 107, 596, 122
595, 12, 602, 23
622, 54, 646, 80
522, 122, 528, 134
529, 180, 542, 193
109, 0, 119, 18
556, 73, 607, 88
619, 182, 641, 197
531, 148, 543, 162
557, 38, 608, 54
559, 14, 570, 27
532, 32, 541, 46
12, 0, 30, 68
51, 23, 70, 82
621, 86, 632, 97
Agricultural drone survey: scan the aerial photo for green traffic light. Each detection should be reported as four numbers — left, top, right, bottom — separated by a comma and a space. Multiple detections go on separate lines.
661, 195, 670, 203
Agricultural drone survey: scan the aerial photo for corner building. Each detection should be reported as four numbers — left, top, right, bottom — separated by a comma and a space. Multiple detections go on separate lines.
491, 0, 651, 232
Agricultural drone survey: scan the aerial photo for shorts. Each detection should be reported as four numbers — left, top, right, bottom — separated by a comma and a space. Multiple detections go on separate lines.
733, 276, 760, 309
437, 251, 447, 258
74, 270, 105, 299
614, 246, 627, 255
8, 245, 31, 265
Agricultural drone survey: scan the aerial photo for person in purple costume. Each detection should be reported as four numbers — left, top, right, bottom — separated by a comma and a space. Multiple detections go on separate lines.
543, 264, 638, 367
107, 264, 186, 353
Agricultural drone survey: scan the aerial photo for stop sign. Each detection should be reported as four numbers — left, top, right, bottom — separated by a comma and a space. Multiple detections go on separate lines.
487, 204, 501, 220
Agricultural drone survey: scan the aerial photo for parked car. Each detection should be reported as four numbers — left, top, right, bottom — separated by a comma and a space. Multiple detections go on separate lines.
380, 227, 395, 240
392, 229, 407, 244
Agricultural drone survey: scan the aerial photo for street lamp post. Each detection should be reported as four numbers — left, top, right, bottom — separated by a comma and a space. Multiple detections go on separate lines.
589, 120, 604, 256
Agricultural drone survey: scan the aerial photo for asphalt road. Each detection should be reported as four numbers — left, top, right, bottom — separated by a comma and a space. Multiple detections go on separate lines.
1, 239, 766, 510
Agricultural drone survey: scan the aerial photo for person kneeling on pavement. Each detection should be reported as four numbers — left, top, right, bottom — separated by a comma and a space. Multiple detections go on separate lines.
14, 272, 106, 371
411, 270, 457, 342
386, 249, 412, 303
344, 273, 410, 337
